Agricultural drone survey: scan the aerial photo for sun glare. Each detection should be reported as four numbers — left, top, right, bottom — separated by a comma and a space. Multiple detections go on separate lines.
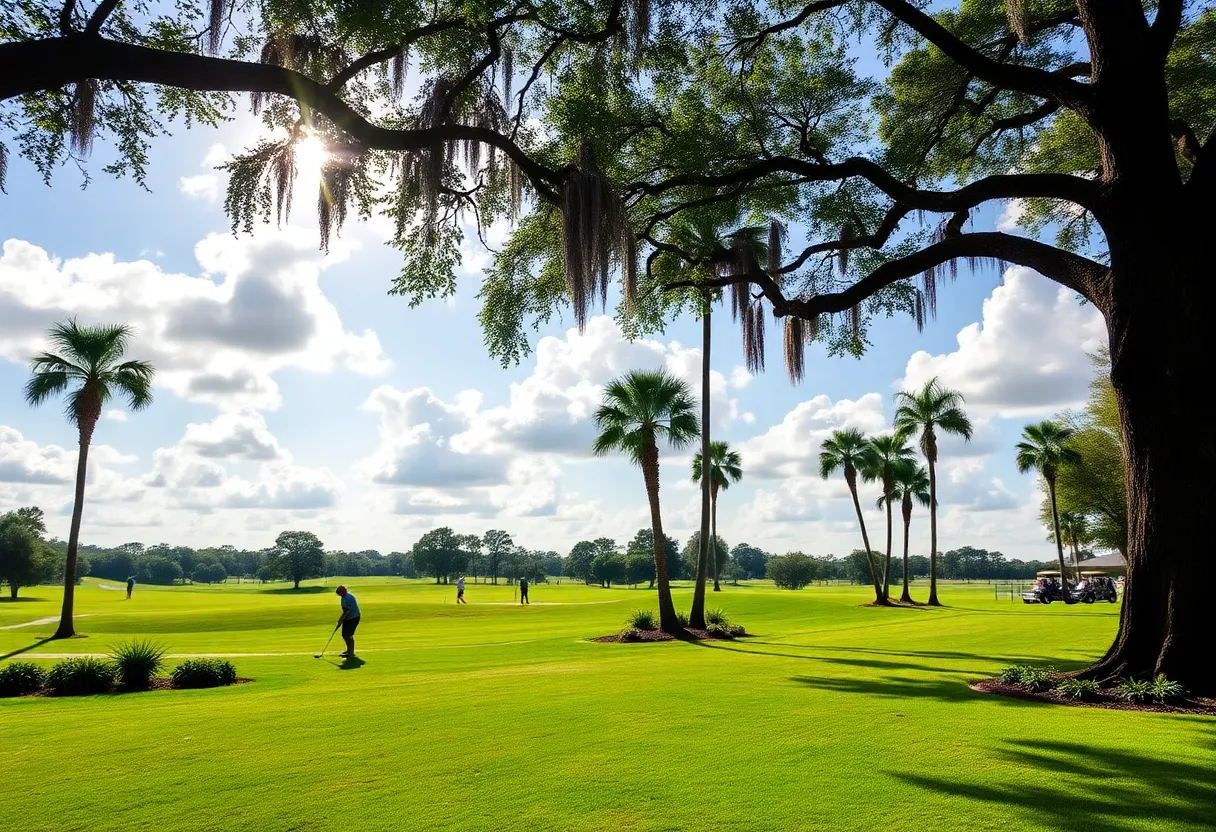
294, 135, 329, 171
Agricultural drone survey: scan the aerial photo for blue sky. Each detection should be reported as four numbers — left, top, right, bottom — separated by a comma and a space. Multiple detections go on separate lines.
0, 99, 1107, 560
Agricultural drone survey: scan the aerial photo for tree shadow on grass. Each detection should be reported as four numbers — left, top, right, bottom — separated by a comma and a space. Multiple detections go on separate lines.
0, 597, 43, 603
790, 673, 1012, 705
0, 636, 58, 661
890, 738, 1216, 832
685, 641, 979, 675
747, 642, 1067, 666
258, 586, 332, 595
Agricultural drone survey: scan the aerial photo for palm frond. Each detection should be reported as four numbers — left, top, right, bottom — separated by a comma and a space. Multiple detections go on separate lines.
23, 370, 72, 408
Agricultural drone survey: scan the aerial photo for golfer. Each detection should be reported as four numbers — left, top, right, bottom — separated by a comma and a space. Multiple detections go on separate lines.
335, 585, 360, 659
456, 575, 467, 604
126, 576, 136, 600
519, 576, 529, 605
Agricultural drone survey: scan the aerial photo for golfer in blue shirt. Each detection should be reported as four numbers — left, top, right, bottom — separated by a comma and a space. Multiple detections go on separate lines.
335, 585, 361, 659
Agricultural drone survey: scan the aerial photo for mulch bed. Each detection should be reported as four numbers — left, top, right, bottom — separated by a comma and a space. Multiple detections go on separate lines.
971, 678, 1216, 714
591, 627, 752, 643
8, 678, 252, 698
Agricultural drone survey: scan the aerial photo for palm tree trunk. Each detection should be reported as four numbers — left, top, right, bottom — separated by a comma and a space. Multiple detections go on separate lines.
711, 491, 720, 592
54, 420, 94, 639
690, 299, 712, 628
883, 490, 893, 602
846, 476, 884, 603
927, 456, 941, 607
900, 500, 913, 603
1048, 477, 1070, 594
642, 442, 679, 633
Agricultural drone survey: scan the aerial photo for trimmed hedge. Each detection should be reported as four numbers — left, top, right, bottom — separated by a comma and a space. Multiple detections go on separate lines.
171, 659, 237, 689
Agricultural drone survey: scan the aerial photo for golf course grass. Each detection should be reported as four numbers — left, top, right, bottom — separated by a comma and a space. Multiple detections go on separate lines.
1, 578, 1211, 832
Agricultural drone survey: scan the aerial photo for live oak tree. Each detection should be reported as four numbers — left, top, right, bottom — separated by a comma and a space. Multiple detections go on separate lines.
268, 530, 325, 589
3, 0, 1214, 689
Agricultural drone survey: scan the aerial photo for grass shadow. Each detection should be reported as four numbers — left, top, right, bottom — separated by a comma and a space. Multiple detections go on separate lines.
258, 586, 332, 595
890, 738, 1216, 831
0, 636, 58, 661
790, 673, 1006, 705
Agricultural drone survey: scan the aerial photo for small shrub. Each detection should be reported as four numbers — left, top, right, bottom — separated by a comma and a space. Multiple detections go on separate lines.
705, 608, 730, 626
1056, 678, 1100, 700
1018, 666, 1056, 692
1117, 678, 1154, 703
675, 611, 690, 628
728, 624, 746, 637
111, 639, 168, 689
0, 662, 47, 697
46, 658, 116, 696
705, 621, 733, 638
171, 659, 237, 689
1149, 675, 1187, 703
626, 609, 658, 631
998, 665, 1025, 684
620, 627, 642, 642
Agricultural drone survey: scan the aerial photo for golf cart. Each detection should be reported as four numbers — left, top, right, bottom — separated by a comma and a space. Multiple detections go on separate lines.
1022, 573, 1069, 604
1070, 573, 1119, 604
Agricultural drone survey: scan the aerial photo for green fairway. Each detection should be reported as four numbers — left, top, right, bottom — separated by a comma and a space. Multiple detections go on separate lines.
1, 578, 1210, 832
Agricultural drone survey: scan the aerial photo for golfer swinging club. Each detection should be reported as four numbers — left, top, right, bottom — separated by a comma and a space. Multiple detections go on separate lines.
335, 585, 360, 659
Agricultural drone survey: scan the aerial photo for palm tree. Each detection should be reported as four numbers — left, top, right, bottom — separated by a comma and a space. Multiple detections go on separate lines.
1057, 510, 1090, 581
24, 319, 154, 638
880, 460, 931, 603
819, 428, 884, 604
594, 369, 699, 633
1016, 421, 1082, 592
662, 217, 771, 627
864, 433, 917, 601
692, 441, 744, 592
893, 378, 973, 606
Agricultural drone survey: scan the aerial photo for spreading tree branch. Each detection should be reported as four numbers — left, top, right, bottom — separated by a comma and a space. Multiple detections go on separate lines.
0, 36, 563, 201
59, 0, 78, 35
326, 20, 469, 91
84, 0, 122, 36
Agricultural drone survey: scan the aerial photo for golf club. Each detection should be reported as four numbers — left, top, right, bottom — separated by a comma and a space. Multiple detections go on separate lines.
314, 623, 340, 659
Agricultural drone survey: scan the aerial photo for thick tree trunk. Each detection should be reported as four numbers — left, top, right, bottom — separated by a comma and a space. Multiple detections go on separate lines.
846, 473, 885, 603
711, 492, 720, 592
1048, 478, 1070, 593
691, 300, 712, 628
642, 442, 679, 633
9, 585, 18, 600
54, 420, 94, 639
900, 500, 913, 604
926, 455, 941, 607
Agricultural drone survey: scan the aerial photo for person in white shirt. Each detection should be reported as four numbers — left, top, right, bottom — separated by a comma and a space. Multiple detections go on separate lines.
456, 575, 467, 604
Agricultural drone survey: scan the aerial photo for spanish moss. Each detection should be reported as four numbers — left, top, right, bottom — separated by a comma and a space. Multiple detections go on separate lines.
317, 157, 354, 252
914, 289, 926, 332
391, 50, 408, 100
272, 141, 297, 226
502, 46, 514, 111
208, 0, 226, 54
768, 219, 786, 280
0, 141, 8, 194
839, 220, 855, 275
783, 315, 805, 383
849, 303, 861, 346
743, 300, 766, 373
560, 141, 632, 330
70, 80, 97, 156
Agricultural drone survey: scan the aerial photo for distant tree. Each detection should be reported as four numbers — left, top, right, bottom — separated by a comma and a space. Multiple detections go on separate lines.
625, 551, 655, 587
625, 529, 681, 586
819, 428, 883, 603
9, 506, 47, 536
565, 541, 599, 583
692, 440, 744, 594
845, 550, 875, 585
864, 433, 917, 602
482, 530, 513, 584
411, 527, 470, 584
0, 515, 42, 599
267, 531, 325, 589
681, 532, 729, 584
136, 556, 183, 585
591, 552, 627, 588
767, 553, 817, 590
388, 551, 415, 578
731, 543, 768, 580
1055, 511, 1091, 579
594, 369, 699, 633
1017, 421, 1082, 591
538, 551, 564, 578
191, 561, 227, 584
24, 319, 154, 638
894, 378, 973, 607
89, 550, 137, 582
880, 460, 931, 603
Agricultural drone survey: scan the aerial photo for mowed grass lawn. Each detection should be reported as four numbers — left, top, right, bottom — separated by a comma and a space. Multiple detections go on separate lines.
1, 578, 1212, 832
